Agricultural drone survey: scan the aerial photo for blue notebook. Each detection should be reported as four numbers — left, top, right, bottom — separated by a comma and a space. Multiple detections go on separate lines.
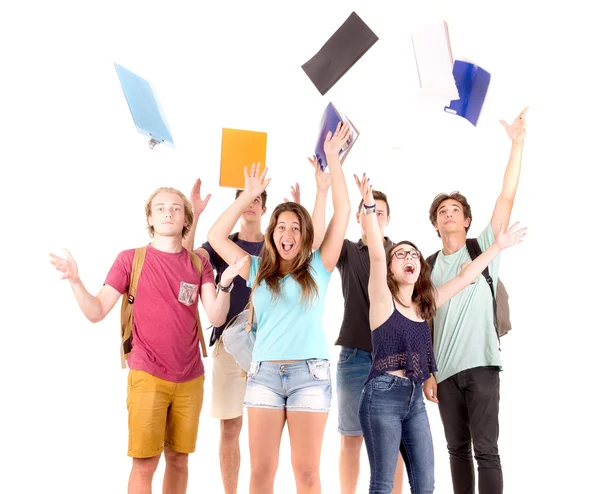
114, 63, 174, 148
314, 102, 359, 171
444, 61, 491, 126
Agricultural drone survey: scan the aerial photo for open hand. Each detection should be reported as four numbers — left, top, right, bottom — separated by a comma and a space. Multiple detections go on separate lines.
324, 122, 351, 156
49, 249, 80, 284
189, 178, 212, 217
284, 183, 301, 204
500, 106, 528, 143
244, 163, 271, 199
353, 173, 374, 207
220, 255, 249, 287
494, 221, 527, 250
308, 155, 332, 191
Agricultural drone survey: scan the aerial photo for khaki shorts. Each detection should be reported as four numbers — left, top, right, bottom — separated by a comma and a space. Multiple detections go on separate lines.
126, 369, 204, 458
211, 337, 247, 420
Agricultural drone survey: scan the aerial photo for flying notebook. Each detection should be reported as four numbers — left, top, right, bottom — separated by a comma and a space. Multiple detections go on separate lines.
220, 128, 267, 189
301, 12, 379, 95
444, 60, 491, 126
411, 21, 459, 100
114, 63, 174, 149
314, 102, 359, 171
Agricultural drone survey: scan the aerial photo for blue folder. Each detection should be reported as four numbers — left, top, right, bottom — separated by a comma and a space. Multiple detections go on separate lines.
444, 60, 491, 126
314, 102, 359, 171
114, 63, 174, 148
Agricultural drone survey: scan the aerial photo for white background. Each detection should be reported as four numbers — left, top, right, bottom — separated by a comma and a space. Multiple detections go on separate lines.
1, 0, 597, 492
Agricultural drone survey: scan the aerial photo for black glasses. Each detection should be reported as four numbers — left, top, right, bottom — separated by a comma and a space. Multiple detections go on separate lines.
393, 249, 420, 260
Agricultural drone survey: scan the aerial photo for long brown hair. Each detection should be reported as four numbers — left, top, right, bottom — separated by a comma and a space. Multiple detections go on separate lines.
252, 202, 318, 305
387, 240, 437, 321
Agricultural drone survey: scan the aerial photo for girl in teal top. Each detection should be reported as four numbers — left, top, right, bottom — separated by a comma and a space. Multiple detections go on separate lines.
208, 123, 352, 494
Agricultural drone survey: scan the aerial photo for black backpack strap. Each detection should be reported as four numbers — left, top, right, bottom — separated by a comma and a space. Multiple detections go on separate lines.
465, 238, 499, 342
426, 251, 440, 271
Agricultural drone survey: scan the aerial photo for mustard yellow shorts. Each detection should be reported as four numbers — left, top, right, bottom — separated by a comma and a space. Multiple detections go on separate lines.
126, 369, 204, 458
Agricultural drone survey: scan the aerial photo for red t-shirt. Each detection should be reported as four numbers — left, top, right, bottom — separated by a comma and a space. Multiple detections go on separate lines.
105, 244, 215, 382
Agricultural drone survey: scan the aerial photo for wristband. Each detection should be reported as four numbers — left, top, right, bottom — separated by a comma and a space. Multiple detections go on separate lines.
218, 281, 234, 293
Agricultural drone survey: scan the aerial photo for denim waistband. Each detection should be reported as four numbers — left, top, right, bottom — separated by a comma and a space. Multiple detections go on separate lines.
253, 359, 328, 375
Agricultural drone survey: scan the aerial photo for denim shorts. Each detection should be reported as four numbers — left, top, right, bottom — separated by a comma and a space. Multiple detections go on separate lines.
244, 359, 331, 412
336, 346, 373, 436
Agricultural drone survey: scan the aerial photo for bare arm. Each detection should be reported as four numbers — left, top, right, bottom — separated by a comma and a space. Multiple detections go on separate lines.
207, 164, 270, 281
183, 178, 212, 252
308, 155, 331, 251
356, 174, 393, 330
491, 107, 528, 237
318, 123, 352, 272
50, 250, 122, 323
435, 222, 527, 308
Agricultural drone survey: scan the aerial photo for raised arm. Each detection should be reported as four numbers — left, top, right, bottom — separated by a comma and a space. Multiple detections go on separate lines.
318, 123, 352, 271
50, 249, 121, 323
183, 178, 212, 256
435, 222, 527, 308
207, 163, 270, 281
491, 107, 528, 237
199, 255, 249, 327
308, 155, 331, 251
356, 174, 393, 330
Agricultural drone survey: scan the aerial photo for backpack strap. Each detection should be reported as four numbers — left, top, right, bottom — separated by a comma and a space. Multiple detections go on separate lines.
465, 238, 500, 341
189, 253, 208, 358
120, 246, 147, 369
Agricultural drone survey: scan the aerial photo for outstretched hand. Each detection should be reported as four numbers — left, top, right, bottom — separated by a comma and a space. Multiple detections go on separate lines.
244, 162, 271, 199
189, 178, 212, 217
308, 155, 332, 191
354, 173, 374, 207
500, 106, 528, 143
220, 255, 249, 287
49, 249, 80, 284
284, 183, 301, 204
494, 222, 527, 250
324, 122, 351, 156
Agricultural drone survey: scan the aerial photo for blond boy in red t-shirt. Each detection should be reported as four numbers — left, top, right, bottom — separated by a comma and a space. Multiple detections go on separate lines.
50, 186, 247, 494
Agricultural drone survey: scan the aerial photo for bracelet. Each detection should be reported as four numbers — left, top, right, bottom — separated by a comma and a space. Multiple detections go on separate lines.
363, 204, 376, 209
364, 207, 376, 216
218, 281, 234, 293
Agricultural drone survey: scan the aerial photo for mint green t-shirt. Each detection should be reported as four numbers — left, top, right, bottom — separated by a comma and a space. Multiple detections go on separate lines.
430, 223, 502, 383
247, 250, 332, 362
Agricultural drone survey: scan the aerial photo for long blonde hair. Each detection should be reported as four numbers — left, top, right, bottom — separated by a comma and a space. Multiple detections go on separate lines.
252, 202, 318, 305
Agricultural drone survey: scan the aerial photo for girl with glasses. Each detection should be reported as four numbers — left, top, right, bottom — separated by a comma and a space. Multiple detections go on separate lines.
354, 174, 526, 494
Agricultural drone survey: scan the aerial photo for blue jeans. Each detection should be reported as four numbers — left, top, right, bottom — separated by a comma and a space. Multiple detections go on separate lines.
336, 346, 373, 435
359, 373, 435, 494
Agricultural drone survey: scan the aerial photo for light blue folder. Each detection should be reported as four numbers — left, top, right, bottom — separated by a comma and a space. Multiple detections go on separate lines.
114, 63, 174, 148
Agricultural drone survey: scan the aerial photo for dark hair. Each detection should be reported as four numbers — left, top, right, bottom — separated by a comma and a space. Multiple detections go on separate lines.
387, 240, 437, 321
236, 189, 267, 208
428, 191, 472, 238
358, 190, 390, 216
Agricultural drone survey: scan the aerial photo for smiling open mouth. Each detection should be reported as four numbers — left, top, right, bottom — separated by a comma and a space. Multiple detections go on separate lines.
282, 242, 294, 253
404, 263, 415, 274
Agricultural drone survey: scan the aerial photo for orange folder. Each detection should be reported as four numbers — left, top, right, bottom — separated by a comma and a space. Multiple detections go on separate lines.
220, 128, 268, 189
